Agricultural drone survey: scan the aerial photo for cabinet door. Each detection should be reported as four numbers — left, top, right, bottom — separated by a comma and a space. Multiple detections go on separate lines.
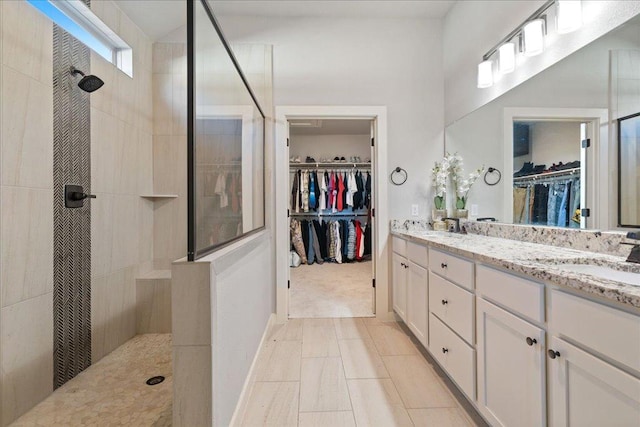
392, 253, 407, 321
548, 336, 640, 427
407, 261, 428, 346
477, 299, 546, 427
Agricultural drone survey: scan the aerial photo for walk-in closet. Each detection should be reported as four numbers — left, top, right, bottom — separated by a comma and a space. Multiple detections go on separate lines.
288, 119, 374, 318
512, 120, 586, 228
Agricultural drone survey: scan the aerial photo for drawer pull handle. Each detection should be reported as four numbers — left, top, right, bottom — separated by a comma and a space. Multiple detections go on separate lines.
548, 349, 560, 359
525, 337, 537, 346
441, 299, 448, 305
441, 263, 448, 269
442, 347, 448, 354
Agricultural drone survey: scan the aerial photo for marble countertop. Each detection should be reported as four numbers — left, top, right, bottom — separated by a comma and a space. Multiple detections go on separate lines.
392, 229, 640, 310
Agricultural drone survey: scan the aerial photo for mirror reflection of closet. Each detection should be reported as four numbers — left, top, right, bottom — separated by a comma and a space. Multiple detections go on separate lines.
512, 120, 585, 228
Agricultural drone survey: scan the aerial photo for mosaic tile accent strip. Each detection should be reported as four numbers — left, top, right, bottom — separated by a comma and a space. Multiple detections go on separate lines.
53, 16, 92, 389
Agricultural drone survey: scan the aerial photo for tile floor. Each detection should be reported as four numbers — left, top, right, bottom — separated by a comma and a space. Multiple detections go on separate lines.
290, 261, 374, 318
10, 334, 172, 427
239, 317, 485, 427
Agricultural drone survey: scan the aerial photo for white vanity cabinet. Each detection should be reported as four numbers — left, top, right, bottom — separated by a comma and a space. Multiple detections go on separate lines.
547, 290, 640, 427
390, 233, 640, 427
392, 251, 408, 321
476, 298, 546, 427
475, 265, 547, 427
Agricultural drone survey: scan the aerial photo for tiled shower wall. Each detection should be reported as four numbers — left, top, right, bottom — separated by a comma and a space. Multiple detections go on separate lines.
0, 2, 54, 424
0, 1, 153, 424
89, 0, 154, 362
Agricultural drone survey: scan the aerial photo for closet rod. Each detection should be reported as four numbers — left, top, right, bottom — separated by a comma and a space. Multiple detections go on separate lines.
291, 212, 369, 217
290, 163, 371, 169
513, 167, 580, 183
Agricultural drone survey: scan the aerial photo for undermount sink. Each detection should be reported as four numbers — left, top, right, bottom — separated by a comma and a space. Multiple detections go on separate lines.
548, 263, 640, 286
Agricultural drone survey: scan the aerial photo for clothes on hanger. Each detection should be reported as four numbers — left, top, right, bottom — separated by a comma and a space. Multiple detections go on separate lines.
513, 175, 580, 227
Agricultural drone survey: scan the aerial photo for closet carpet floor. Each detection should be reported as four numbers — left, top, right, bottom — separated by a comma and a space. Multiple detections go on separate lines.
289, 261, 373, 318
238, 317, 486, 427
10, 334, 172, 427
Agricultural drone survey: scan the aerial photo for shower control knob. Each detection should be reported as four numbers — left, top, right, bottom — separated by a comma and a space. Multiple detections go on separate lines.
64, 184, 96, 208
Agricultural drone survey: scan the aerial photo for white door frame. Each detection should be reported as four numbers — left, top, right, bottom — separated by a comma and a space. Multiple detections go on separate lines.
503, 107, 609, 230
275, 106, 390, 323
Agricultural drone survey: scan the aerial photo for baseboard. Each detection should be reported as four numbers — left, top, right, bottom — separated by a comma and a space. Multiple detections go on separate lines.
228, 313, 276, 427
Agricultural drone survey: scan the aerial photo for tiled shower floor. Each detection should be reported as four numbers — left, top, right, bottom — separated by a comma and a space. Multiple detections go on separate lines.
11, 334, 172, 427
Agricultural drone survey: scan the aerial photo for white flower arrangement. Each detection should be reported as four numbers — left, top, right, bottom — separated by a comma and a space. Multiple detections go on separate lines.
432, 152, 484, 211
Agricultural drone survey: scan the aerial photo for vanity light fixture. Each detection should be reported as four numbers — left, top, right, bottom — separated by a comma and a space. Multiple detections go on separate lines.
557, 0, 582, 34
477, 60, 493, 88
477, 0, 585, 89
523, 19, 545, 56
498, 42, 516, 74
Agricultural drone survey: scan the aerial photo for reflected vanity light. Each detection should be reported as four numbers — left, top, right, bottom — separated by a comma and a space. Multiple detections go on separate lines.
523, 19, 545, 56
477, 60, 493, 88
557, 0, 582, 34
498, 42, 516, 74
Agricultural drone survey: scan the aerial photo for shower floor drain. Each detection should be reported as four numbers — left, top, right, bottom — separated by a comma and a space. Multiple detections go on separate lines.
146, 376, 165, 386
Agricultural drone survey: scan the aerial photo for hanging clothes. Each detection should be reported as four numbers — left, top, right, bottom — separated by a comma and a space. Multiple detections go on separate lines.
320, 172, 328, 211
290, 219, 307, 264
347, 221, 356, 260
215, 172, 228, 208
306, 221, 315, 265
309, 171, 317, 211
365, 172, 372, 208
337, 173, 345, 212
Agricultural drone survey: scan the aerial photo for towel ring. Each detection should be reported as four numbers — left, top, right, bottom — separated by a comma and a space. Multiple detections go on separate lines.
484, 167, 501, 186
390, 167, 408, 186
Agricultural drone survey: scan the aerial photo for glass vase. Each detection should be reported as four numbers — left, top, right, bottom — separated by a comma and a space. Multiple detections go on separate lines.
454, 208, 469, 219
432, 209, 447, 221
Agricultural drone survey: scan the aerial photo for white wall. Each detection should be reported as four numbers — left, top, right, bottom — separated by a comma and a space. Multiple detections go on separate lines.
289, 134, 371, 161
445, 20, 640, 222
514, 121, 581, 171
444, 1, 640, 125
216, 15, 444, 220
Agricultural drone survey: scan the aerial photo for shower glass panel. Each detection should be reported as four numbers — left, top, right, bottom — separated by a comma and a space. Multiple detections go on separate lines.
188, 0, 265, 260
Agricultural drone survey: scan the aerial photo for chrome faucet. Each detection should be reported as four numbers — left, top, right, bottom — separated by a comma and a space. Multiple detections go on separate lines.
622, 231, 640, 264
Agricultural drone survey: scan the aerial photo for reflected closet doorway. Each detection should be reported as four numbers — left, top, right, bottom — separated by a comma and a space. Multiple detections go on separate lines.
288, 119, 375, 318
275, 106, 390, 323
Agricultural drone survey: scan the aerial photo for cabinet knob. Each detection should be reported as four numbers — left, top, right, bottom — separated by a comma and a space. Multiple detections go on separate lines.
548, 349, 560, 359
441, 299, 448, 305
441, 263, 448, 269
442, 347, 448, 354
525, 337, 537, 346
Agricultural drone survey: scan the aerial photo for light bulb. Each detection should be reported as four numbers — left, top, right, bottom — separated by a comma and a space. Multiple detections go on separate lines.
498, 43, 515, 74
557, 0, 582, 34
523, 19, 544, 57
477, 60, 493, 89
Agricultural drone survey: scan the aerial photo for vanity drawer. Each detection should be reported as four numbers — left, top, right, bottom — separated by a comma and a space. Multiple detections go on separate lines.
476, 265, 544, 323
550, 290, 640, 373
429, 272, 474, 344
429, 248, 474, 290
407, 241, 428, 268
429, 313, 475, 400
392, 236, 407, 257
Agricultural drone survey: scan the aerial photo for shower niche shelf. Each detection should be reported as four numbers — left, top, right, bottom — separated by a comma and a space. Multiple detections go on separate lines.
140, 194, 178, 200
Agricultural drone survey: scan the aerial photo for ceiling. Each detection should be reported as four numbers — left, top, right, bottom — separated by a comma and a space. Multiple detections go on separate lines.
113, 0, 455, 41
289, 119, 372, 136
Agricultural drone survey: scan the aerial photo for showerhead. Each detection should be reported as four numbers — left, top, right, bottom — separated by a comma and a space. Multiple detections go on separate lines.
69, 66, 104, 93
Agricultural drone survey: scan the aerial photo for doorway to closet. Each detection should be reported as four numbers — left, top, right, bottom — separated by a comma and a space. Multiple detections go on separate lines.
288, 119, 375, 318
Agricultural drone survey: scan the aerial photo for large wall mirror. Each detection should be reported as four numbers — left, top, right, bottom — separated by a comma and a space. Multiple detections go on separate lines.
445, 14, 640, 231
619, 113, 640, 227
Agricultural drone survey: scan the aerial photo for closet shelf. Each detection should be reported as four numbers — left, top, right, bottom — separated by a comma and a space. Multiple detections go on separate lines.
513, 167, 580, 183
140, 194, 179, 199
289, 162, 371, 169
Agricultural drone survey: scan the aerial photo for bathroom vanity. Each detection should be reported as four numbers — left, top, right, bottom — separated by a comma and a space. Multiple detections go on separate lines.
390, 227, 640, 427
